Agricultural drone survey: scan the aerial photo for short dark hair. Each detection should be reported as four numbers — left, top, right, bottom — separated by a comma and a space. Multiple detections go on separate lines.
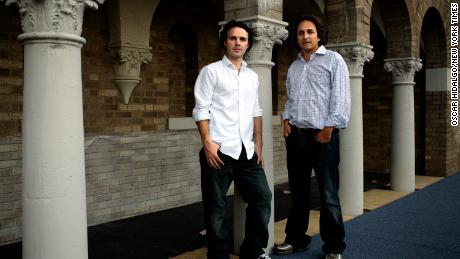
219, 20, 254, 52
293, 15, 328, 49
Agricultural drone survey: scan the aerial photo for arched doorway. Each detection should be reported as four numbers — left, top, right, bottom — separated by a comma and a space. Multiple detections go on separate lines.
169, 23, 198, 117
419, 7, 448, 176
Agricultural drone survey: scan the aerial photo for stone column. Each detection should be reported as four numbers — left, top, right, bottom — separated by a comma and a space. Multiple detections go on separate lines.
230, 16, 287, 254
2, 1, 104, 259
328, 43, 374, 216
384, 57, 423, 192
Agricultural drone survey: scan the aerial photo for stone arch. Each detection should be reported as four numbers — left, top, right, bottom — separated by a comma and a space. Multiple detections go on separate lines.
362, 0, 421, 176
371, 0, 413, 58
409, 0, 451, 62
416, 7, 449, 176
324, 0, 361, 44
420, 7, 447, 69
362, 18, 392, 174
148, 0, 222, 128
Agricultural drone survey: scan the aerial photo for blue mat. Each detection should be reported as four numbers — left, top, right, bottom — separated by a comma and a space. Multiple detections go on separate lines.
271, 172, 460, 259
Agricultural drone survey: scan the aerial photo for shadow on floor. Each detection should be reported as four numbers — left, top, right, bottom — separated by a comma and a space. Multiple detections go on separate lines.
0, 173, 389, 259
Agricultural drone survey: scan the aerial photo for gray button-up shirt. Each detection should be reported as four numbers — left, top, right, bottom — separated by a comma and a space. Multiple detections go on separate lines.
282, 45, 351, 129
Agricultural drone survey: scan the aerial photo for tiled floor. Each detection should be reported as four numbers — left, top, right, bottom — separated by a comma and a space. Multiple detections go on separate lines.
172, 175, 443, 259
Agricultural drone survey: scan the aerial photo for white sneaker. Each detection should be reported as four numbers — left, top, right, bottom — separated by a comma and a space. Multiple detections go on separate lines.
257, 253, 271, 259
325, 253, 342, 259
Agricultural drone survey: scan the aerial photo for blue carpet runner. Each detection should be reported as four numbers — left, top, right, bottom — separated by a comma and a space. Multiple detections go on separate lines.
271, 172, 460, 259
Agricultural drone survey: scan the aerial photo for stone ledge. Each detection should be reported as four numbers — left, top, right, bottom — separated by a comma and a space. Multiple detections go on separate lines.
168, 115, 282, 130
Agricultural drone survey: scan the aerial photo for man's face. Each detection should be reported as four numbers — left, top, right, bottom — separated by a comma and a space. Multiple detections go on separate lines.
296, 20, 321, 53
224, 27, 249, 60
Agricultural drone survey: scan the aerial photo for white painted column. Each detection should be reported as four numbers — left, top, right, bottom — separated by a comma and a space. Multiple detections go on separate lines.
384, 58, 423, 192
231, 16, 288, 254
3, 1, 105, 259
328, 43, 374, 216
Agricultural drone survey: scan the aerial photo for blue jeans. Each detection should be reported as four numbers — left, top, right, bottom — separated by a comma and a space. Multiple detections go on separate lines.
200, 146, 272, 259
284, 126, 346, 254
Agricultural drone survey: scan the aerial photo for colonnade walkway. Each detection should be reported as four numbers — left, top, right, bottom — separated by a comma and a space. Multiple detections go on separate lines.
0, 173, 448, 259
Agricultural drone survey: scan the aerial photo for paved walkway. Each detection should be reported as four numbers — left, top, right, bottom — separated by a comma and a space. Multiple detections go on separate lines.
172, 175, 443, 259
0, 174, 442, 259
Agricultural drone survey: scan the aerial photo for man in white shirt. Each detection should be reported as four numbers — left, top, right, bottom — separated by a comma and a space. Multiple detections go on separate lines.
192, 20, 272, 259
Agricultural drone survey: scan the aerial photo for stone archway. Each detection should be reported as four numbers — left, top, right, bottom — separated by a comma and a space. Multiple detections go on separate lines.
168, 23, 198, 117
418, 7, 448, 176
363, 18, 391, 175
369, 0, 421, 192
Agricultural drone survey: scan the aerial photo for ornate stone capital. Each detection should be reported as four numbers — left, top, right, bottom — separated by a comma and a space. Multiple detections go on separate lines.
384, 57, 423, 84
229, 16, 287, 66
109, 45, 152, 104
110, 45, 152, 79
246, 22, 288, 63
327, 42, 374, 77
3, 0, 104, 36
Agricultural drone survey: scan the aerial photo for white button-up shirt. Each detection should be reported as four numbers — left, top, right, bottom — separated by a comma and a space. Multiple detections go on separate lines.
193, 56, 262, 160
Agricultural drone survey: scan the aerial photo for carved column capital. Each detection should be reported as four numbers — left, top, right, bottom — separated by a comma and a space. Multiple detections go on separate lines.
228, 16, 287, 66
110, 45, 152, 79
3, 0, 104, 38
109, 45, 152, 104
384, 57, 423, 84
327, 42, 374, 77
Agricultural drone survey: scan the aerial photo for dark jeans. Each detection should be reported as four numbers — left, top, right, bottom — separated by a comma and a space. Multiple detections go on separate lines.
284, 125, 346, 254
200, 146, 272, 259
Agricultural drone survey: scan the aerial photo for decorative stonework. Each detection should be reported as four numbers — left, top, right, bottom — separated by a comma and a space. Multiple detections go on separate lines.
384, 57, 423, 84
327, 42, 374, 76
246, 22, 288, 62
110, 45, 152, 79
3, 0, 104, 35
110, 45, 152, 104
228, 16, 287, 65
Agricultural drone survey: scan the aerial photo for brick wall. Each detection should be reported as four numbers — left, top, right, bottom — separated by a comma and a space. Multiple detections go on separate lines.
414, 0, 452, 62
326, 0, 452, 58
224, 0, 282, 20
82, 2, 222, 134
0, 6, 23, 138
326, 0, 358, 43
425, 92, 448, 176
0, 138, 21, 244
84, 130, 204, 225
273, 125, 288, 183
362, 20, 393, 173
272, 44, 293, 115
0, 8, 23, 244
0, 125, 288, 244
447, 105, 460, 176
378, 0, 413, 58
